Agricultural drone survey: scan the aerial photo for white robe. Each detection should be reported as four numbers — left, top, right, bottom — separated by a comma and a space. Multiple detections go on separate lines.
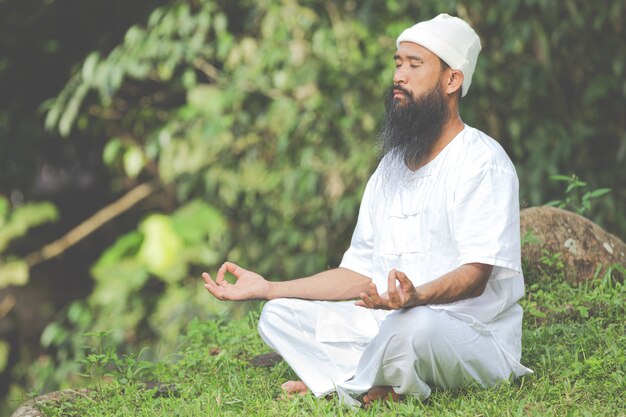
258, 125, 533, 402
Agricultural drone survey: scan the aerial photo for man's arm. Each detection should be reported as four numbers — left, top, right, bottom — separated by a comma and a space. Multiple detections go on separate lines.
356, 263, 492, 310
267, 267, 373, 300
202, 262, 372, 302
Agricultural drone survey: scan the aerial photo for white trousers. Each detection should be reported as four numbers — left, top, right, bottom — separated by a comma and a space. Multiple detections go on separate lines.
258, 298, 521, 401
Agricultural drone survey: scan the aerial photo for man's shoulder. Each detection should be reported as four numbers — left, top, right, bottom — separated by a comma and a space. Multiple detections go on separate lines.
460, 125, 509, 158
454, 126, 516, 174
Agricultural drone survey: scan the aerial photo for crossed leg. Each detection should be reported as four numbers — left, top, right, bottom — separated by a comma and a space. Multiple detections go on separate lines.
259, 299, 522, 406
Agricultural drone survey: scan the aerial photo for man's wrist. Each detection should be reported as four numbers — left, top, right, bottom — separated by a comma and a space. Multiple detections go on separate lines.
266, 281, 278, 300
410, 286, 425, 307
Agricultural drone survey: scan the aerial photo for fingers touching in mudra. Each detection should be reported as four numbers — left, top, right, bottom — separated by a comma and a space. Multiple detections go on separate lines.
202, 262, 271, 301
356, 269, 419, 310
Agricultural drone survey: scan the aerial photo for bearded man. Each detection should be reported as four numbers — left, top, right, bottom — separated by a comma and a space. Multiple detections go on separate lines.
202, 14, 532, 406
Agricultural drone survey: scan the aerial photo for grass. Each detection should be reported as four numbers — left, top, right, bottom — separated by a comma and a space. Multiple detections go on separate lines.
21, 270, 626, 416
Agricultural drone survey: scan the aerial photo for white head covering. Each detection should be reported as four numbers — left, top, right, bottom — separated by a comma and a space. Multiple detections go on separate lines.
396, 14, 481, 97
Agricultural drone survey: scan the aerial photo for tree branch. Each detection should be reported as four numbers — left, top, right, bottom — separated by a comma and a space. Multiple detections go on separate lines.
24, 181, 160, 268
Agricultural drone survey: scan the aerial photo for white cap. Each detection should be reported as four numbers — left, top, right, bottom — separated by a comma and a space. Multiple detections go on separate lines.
396, 14, 481, 97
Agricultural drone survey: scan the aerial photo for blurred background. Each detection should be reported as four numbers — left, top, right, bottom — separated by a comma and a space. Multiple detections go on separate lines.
0, 0, 624, 413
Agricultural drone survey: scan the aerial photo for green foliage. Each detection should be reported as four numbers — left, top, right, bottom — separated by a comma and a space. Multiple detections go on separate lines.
0, 196, 58, 288
80, 198, 232, 348
0, 196, 58, 257
39, 0, 386, 373
78, 332, 118, 398
546, 174, 611, 215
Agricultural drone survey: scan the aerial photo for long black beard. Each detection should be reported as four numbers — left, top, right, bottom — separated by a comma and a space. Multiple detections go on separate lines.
378, 82, 450, 172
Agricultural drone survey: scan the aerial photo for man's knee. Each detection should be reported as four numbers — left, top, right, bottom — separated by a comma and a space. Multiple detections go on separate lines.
378, 307, 445, 354
258, 298, 287, 337
380, 306, 441, 335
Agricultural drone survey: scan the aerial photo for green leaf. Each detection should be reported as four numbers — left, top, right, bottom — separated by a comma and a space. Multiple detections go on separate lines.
59, 83, 89, 137
0, 196, 8, 226
91, 259, 149, 300
171, 200, 227, 244
0, 202, 58, 253
586, 188, 611, 198
186, 85, 225, 117
549, 175, 573, 182
0, 260, 29, 288
0, 340, 9, 372
137, 214, 185, 282
123, 145, 145, 178
93, 231, 143, 268
124, 25, 145, 46
82, 52, 101, 84
103, 137, 123, 167
40, 322, 68, 348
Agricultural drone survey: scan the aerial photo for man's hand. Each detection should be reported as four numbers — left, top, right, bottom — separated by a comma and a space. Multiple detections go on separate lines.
355, 269, 420, 310
202, 262, 273, 301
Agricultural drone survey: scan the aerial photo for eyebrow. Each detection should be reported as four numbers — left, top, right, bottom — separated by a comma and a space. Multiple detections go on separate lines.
393, 54, 424, 63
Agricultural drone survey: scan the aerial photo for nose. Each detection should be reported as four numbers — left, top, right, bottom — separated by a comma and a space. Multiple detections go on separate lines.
393, 64, 408, 85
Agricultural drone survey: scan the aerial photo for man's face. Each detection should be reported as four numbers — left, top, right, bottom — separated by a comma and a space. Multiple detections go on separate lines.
392, 42, 445, 104
377, 42, 451, 171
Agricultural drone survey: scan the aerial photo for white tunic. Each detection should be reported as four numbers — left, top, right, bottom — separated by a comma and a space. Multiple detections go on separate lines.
339, 125, 528, 361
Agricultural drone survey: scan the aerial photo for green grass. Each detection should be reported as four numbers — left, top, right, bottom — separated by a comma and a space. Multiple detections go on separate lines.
23, 272, 626, 416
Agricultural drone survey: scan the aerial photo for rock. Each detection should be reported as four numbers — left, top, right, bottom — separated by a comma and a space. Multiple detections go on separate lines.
10, 389, 92, 417
520, 206, 626, 283
9, 382, 177, 416
249, 352, 283, 367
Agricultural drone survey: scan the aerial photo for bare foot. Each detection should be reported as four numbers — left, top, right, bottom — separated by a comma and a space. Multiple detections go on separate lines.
362, 386, 402, 407
280, 380, 309, 398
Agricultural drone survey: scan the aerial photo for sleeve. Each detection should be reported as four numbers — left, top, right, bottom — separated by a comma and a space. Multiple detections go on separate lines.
451, 162, 522, 280
338, 173, 377, 279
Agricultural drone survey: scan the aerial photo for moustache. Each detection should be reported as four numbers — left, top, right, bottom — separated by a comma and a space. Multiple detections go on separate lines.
391, 84, 412, 99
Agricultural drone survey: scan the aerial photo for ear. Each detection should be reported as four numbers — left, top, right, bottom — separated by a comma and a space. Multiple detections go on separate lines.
443, 69, 464, 96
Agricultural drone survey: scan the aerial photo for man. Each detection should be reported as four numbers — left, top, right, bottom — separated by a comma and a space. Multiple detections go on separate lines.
202, 13, 532, 406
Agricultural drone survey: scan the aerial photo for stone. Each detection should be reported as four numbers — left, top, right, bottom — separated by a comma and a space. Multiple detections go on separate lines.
520, 206, 626, 283
10, 389, 92, 417
249, 351, 283, 367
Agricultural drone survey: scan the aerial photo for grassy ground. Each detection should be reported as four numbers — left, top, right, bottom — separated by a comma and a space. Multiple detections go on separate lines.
20, 271, 626, 416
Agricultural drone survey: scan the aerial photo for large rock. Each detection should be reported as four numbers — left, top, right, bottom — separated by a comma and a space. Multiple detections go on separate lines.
520, 206, 626, 283
10, 389, 92, 417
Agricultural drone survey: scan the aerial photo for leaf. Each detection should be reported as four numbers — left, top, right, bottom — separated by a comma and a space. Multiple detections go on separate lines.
10, 202, 58, 226
103, 137, 123, 167
0, 260, 29, 288
123, 145, 145, 178
92, 231, 143, 269
0, 196, 8, 226
124, 25, 145, 46
82, 52, 101, 84
91, 259, 149, 301
137, 214, 185, 282
0, 340, 9, 372
549, 175, 573, 182
40, 322, 68, 348
586, 188, 611, 199
59, 83, 89, 137
528, 306, 547, 318
171, 200, 227, 244
186, 85, 224, 117
0, 202, 58, 253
